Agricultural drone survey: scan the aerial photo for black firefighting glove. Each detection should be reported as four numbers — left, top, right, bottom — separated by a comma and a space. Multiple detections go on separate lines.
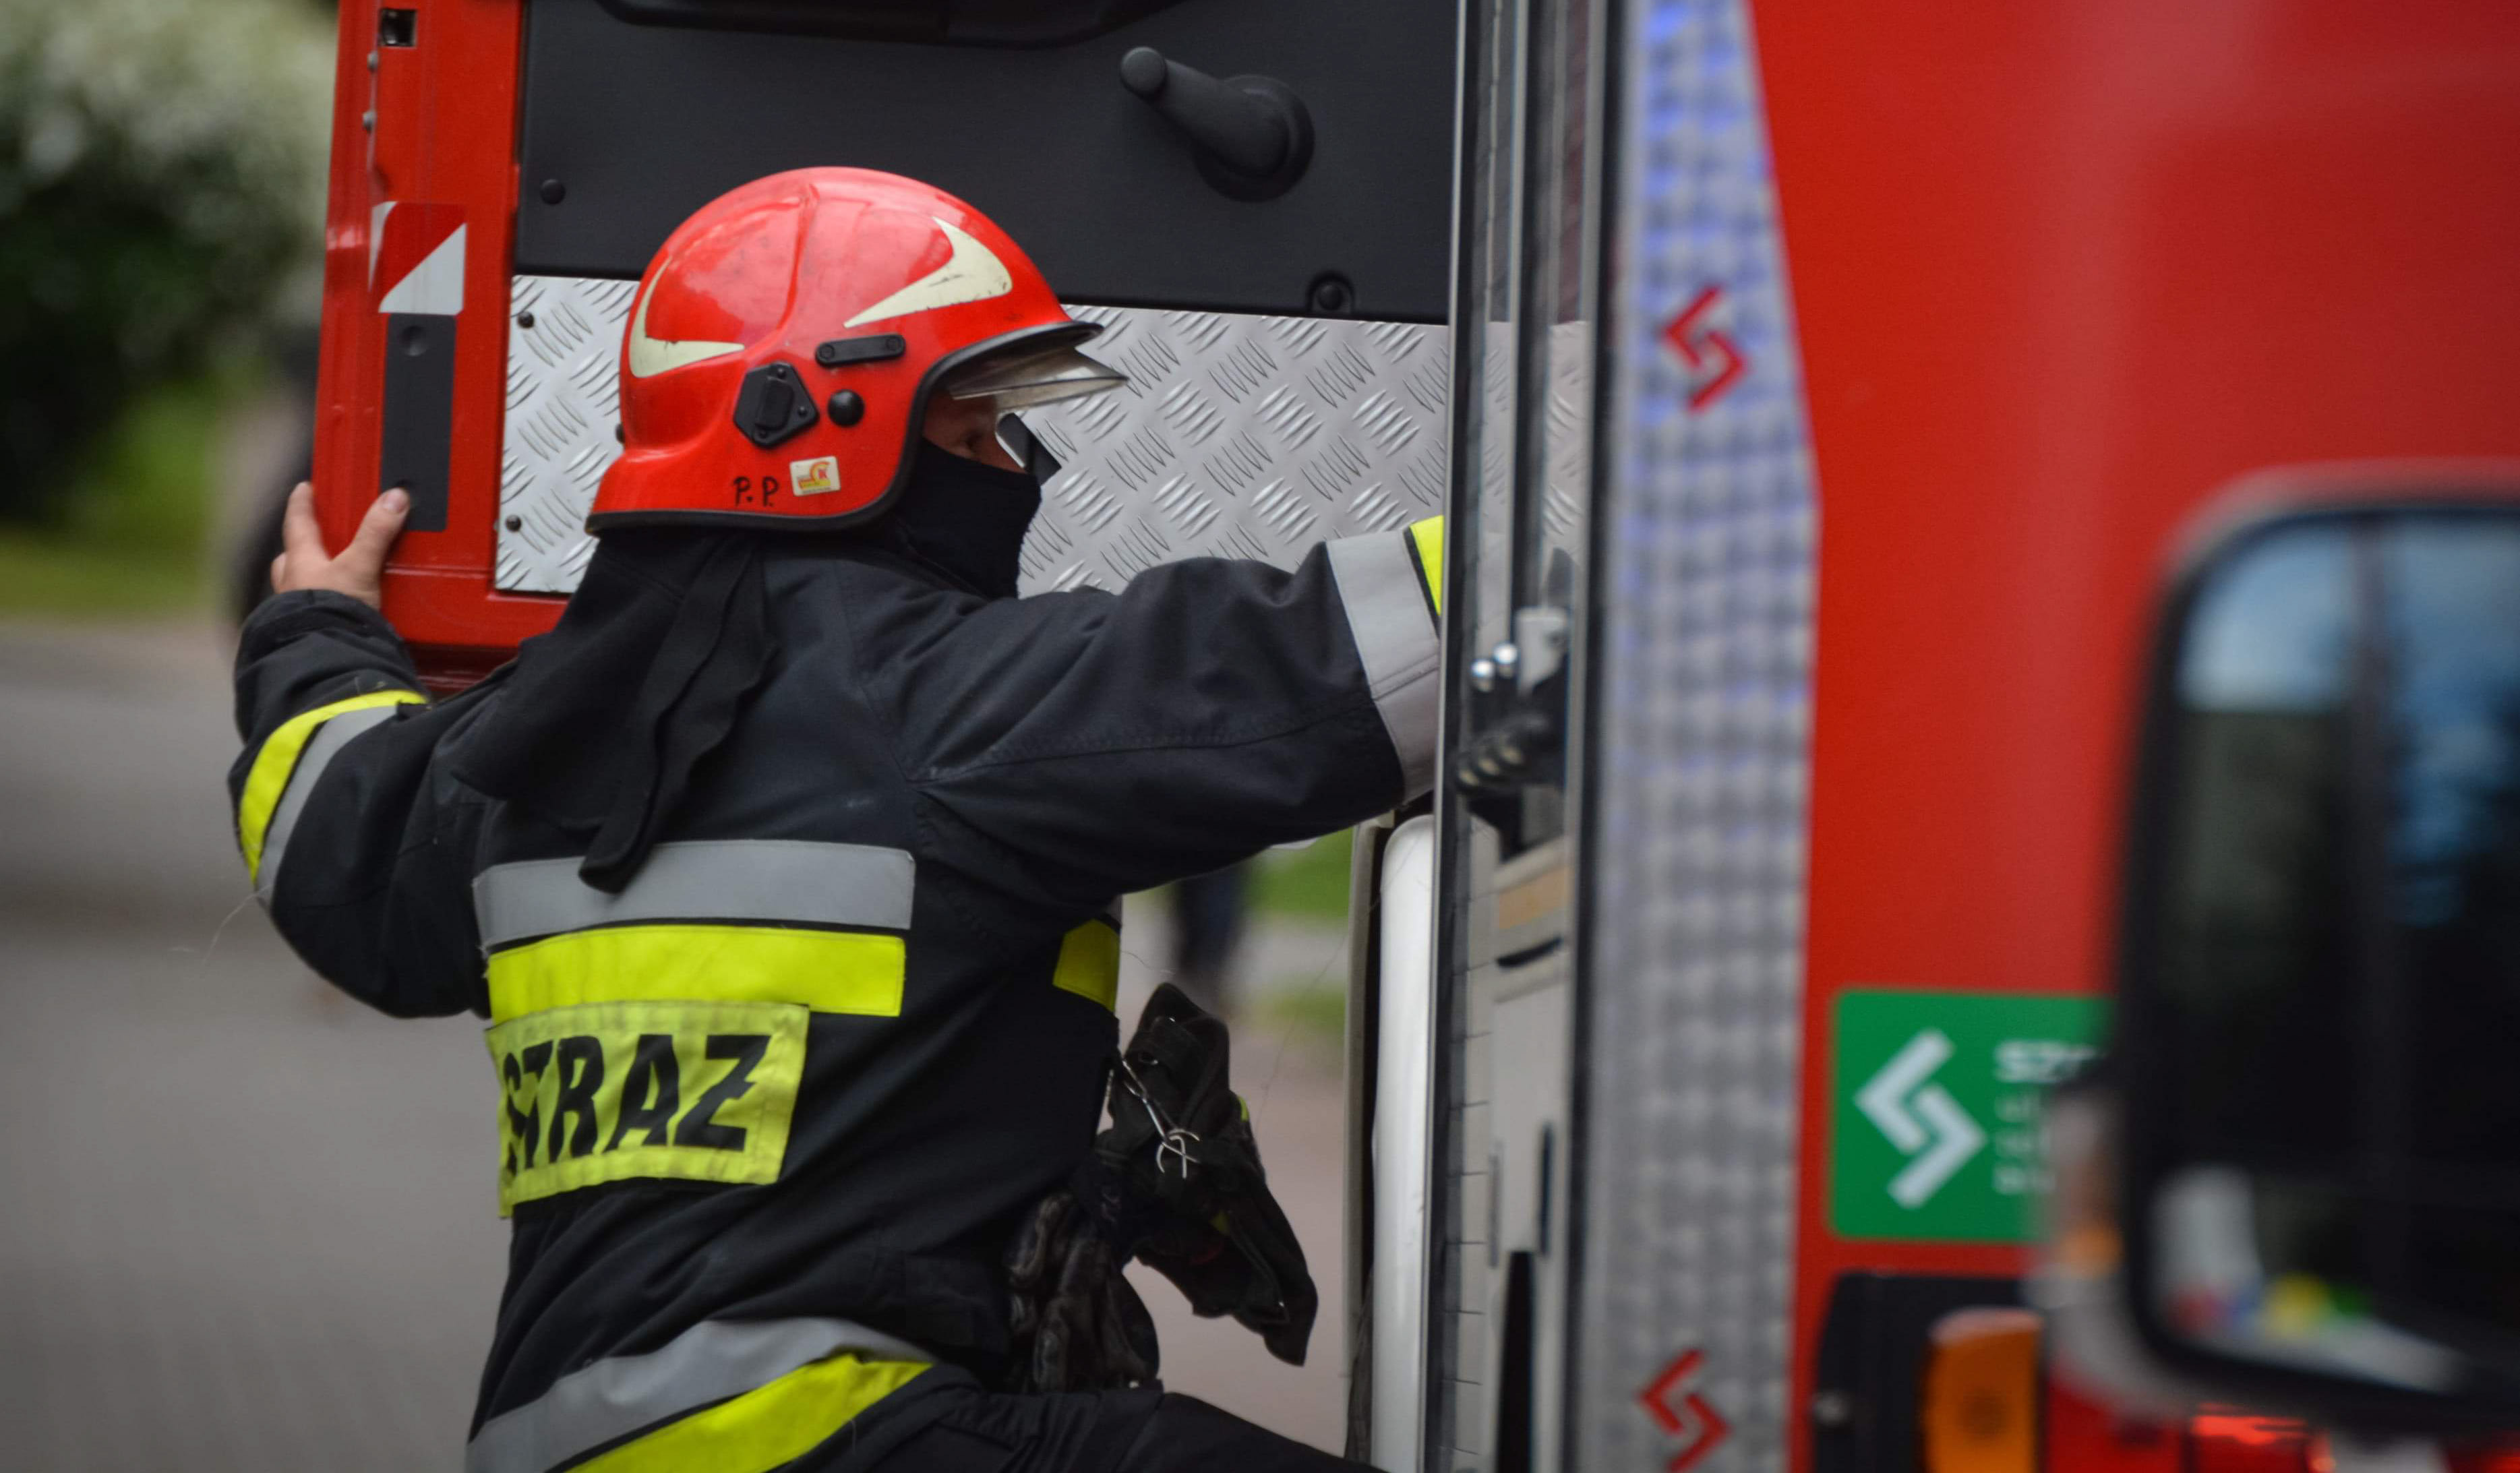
1100, 983, 1319, 1367
1004, 1182, 1160, 1393
1002, 984, 1319, 1391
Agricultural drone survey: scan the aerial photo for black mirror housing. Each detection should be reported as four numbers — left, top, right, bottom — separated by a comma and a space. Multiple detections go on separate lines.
2106, 472, 2520, 1434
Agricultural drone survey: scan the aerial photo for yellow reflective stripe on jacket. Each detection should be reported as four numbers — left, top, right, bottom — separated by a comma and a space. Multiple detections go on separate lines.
573, 1354, 929, 1473
1408, 514, 1445, 616
487, 924, 907, 1023
238, 689, 425, 884
1052, 917, 1121, 1012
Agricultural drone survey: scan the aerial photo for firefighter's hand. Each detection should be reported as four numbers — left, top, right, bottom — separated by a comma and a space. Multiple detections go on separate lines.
271, 483, 407, 611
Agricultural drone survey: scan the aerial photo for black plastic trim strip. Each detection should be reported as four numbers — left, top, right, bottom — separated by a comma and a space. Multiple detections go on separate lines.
379, 312, 456, 532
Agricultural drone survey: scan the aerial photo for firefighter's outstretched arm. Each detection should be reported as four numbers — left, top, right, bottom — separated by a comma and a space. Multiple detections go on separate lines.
886, 516, 1444, 910
227, 484, 484, 1018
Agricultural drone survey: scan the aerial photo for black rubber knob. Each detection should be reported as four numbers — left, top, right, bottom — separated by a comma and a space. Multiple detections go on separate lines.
1119, 47, 1313, 200
1117, 46, 1172, 104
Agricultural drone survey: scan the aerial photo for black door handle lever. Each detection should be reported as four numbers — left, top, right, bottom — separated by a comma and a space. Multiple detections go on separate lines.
1120, 46, 1314, 200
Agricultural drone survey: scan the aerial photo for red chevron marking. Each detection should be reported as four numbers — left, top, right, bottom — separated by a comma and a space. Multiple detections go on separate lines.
1662, 286, 1750, 411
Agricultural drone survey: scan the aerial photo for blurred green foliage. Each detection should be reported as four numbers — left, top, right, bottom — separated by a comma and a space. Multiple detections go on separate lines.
1249, 826, 1354, 921
1253, 979, 1346, 1055
0, 0, 331, 525
0, 371, 245, 616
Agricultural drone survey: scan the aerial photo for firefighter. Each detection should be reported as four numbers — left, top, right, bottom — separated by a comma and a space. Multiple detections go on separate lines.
231, 168, 1440, 1471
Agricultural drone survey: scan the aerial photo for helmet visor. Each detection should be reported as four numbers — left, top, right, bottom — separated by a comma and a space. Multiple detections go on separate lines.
942, 342, 1128, 412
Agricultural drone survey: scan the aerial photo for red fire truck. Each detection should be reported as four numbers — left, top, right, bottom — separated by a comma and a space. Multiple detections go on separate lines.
312, 1, 2520, 1468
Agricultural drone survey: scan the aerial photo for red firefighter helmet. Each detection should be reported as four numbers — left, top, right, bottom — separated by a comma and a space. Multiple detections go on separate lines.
589, 167, 1120, 531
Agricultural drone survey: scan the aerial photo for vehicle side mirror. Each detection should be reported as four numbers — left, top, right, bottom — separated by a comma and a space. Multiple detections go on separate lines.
2090, 500, 2520, 1431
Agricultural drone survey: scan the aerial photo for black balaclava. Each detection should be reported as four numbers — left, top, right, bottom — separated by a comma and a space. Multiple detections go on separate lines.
454, 437, 1042, 892
879, 436, 1044, 601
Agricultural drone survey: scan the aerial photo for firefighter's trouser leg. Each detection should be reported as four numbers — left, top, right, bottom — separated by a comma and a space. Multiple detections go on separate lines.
793, 1364, 1377, 1473
1106, 1392, 1375, 1473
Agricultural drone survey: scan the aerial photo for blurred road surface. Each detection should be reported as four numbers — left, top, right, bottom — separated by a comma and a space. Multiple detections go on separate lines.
0, 620, 1350, 1470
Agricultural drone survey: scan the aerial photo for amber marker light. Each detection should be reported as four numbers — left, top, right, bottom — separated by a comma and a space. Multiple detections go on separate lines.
1922, 1307, 2047, 1473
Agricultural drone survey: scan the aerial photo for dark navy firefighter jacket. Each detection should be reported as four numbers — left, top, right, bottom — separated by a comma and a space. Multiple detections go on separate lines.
225, 471, 1443, 1472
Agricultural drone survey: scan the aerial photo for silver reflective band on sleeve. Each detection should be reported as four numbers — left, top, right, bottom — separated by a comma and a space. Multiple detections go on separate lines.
473, 840, 916, 951
1325, 530, 1443, 798
463, 1316, 933, 1473
254, 704, 405, 902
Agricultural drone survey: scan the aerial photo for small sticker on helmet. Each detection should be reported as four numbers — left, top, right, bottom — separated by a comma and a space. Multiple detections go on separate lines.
790, 456, 842, 497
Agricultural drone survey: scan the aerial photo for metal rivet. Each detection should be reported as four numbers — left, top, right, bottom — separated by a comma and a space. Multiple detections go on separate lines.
367, 51, 380, 71
1811, 1390, 1854, 1429
361, 110, 376, 132
539, 179, 566, 205
515, 310, 535, 330
504, 515, 522, 531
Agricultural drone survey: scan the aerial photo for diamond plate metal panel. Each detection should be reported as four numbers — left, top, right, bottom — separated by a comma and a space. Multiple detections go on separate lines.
1577, 2, 1820, 1472
499, 275, 636, 593
1469, 320, 1522, 658
494, 284, 1447, 595
1540, 319, 1594, 580
1023, 305, 1449, 590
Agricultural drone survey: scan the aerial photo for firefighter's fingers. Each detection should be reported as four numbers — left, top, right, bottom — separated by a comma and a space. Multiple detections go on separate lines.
342, 487, 411, 573
278, 481, 326, 565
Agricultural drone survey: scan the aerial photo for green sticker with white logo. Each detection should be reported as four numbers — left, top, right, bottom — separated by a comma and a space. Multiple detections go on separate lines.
1828, 989, 2107, 1243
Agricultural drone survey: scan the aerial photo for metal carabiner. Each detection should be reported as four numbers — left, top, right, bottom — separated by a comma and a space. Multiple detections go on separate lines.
1156, 1126, 1202, 1179
1120, 1058, 1202, 1179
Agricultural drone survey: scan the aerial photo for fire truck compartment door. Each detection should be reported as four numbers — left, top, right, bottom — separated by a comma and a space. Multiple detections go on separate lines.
513, 0, 1455, 318
498, 0, 1459, 597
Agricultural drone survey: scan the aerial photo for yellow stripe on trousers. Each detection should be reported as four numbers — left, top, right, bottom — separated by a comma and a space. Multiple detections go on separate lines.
1052, 918, 1120, 1012
574, 1355, 929, 1473
487, 924, 907, 1023
238, 689, 425, 884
